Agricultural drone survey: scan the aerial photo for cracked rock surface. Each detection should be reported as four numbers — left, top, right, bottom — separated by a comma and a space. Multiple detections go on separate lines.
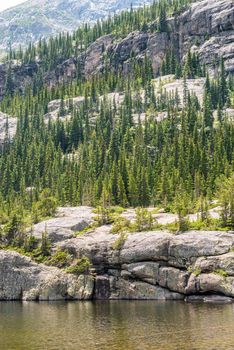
1, 208, 234, 301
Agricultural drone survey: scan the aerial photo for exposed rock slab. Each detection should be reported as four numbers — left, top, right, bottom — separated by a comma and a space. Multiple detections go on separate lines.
32, 206, 94, 243
58, 228, 234, 299
2, 222, 234, 301
0, 250, 94, 301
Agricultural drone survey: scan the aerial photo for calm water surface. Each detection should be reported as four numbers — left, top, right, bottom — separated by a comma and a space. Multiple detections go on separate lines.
0, 301, 233, 350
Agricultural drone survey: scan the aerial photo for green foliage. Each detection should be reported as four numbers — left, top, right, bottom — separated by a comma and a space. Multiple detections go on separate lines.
112, 232, 128, 250
3, 212, 25, 246
66, 256, 91, 275
217, 175, 234, 229
32, 189, 57, 223
47, 248, 72, 268
111, 217, 131, 234
172, 191, 192, 232
214, 269, 228, 278
32, 231, 51, 262
135, 208, 153, 232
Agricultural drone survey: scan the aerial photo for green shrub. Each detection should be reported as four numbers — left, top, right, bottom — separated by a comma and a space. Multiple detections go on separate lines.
3, 212, 25, 246
66, 256, 91, 275
32, 189, 57, 223
134, 208, 153, 232
32, 231, 51, 262
112, 232, 128, 250
47, 248, 72, 268
111, 217, 131, 234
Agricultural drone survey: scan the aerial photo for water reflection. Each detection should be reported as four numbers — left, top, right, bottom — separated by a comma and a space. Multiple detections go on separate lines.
0, 301, 233, 350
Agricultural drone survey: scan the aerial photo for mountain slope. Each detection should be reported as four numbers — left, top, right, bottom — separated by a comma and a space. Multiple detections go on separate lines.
0, 0, 232, 101
0, 0, 152, 51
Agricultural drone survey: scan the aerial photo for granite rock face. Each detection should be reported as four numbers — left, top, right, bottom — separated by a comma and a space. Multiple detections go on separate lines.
1, 227, 234, 301
0, 250, 94, 301
76, 0, 234, 78
0, 0, 153, 51
58, 229, 234, 300
32, 206, 94, 243
0, 0, 233, 100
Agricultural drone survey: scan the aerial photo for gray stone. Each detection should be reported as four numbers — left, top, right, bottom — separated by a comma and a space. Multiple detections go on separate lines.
168, 231, 234, 268
0, 111, 17, 144
109, 277, 183, 300
32, 206, 94, 243
0, 250, 94, 301
194, 252, 234, 276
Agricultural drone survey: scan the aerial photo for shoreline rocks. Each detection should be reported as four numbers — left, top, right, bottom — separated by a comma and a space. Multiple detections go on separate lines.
1, 226, 233, 302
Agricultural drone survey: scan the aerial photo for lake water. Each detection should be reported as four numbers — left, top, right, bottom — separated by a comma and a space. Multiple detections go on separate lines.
0, 301, 233, 350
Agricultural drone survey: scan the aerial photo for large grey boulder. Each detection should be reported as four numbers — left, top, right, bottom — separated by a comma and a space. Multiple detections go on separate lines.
0, 250, 94, 301
168, 231, 234, 268
32, 206, 94, 243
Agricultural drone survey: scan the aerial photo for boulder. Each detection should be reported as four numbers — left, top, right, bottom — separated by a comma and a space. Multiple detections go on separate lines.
168, 231, 234, 268
109, 277, 183, 300
0, 250, 94, 301
32, 206, 94, 243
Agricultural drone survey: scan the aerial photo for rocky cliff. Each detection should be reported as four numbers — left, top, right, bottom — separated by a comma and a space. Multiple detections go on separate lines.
0, 250, 94, 301
1, 207, 233, 302
0, 0, 153, 51
0, 0, 233, 101
47, 0, 234, 84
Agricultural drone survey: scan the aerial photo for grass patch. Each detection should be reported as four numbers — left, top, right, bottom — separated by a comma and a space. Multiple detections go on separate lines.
214, 269, 228, 278
188, 266, 202, 276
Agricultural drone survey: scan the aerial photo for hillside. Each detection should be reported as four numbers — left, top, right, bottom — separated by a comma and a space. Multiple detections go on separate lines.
0, 0, 152, 52
0, 0, 233, 102
0, 0, 233, 304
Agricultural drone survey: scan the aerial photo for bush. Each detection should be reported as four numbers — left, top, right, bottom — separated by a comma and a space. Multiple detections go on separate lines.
32, 189, 57, 223
32, 231, 51, 262
3, 213, 25, 246
94, 206, 113, 225
47, 248, 72, 268
135, 208, 153, 232
66, 256, 91, 275
111, 217, 131, 234
112, 232, 128, 250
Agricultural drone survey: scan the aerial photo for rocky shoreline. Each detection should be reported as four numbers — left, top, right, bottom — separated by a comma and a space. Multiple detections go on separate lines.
0, 208, 233, 302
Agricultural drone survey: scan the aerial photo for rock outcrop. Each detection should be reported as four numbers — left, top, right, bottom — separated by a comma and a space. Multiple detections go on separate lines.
1, 222, 233, 301
0, 0, 152, 51
76, 0, 234, 78
0, 0, 233, 100
0, 250, 94, 301
32, 206, 94, 243
57, 229, 234, 300
0, 111, 17, 144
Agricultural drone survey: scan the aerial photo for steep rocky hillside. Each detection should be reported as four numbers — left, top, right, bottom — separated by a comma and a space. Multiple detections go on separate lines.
48, 0, 234, 80
0, 0, 233, 101
0, 0, 152, 52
